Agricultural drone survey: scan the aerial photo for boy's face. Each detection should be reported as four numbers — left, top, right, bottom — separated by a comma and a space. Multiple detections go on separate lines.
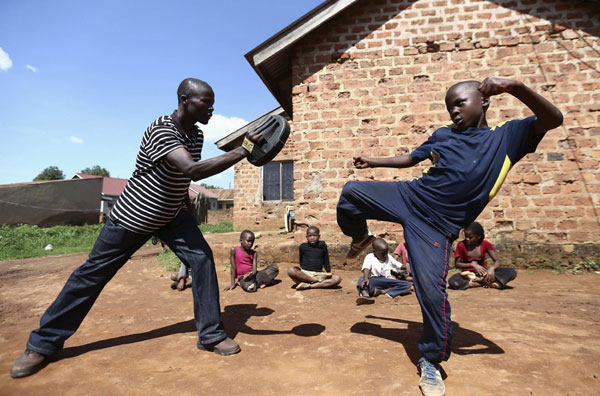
445, 83, 487, 130
306, 229, 320, 246
240, 233, 255, 251
464, 230, 481, 247
373, 243, 389, 261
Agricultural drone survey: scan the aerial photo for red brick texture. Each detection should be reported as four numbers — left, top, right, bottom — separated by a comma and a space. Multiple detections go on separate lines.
234, 0, 600, 266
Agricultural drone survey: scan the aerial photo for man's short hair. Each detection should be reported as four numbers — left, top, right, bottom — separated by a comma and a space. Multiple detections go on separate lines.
177, 78, 212, 103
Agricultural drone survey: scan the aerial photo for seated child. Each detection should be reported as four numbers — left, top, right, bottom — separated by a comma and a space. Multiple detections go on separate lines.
287, 226, 342, 290
391, 241, 412, 282
224, 230, 279, 292
449, 222, 517, 290
357, 238, 412, 304
170, 262, 192, 291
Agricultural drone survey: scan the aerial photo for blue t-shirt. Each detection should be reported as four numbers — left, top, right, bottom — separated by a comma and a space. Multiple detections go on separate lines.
399, 116, 539, 235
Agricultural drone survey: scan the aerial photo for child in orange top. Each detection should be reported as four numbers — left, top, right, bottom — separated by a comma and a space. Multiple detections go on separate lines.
449, 222, 516, 290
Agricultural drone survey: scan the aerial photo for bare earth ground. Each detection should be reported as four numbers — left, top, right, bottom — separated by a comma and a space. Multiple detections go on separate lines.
1, 233, 599, 396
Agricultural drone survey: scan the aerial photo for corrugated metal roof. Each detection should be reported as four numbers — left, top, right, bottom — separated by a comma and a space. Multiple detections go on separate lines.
210, 189, 234, 200
102, 178, 128, 196
189, 184, 219, 199
72, 173, 128, 196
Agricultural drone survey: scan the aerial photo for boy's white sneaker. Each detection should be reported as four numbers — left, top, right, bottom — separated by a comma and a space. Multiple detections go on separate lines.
418, 357, 445, 396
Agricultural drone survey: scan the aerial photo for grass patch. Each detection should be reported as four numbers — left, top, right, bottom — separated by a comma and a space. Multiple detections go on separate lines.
156, 249, 182, 272
0, 224, 104, 261
156, 222, 233, 272
0, 221, 233, 263
200, 221, 233, 234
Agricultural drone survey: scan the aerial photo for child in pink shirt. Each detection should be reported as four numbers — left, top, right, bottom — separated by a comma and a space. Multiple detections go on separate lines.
224, 230, 278, 292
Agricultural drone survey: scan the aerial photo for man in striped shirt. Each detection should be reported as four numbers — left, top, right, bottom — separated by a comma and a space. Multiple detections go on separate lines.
11, 78, 264, 378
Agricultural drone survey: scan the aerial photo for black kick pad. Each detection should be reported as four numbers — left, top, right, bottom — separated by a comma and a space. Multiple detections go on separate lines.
246, 114, 290, 167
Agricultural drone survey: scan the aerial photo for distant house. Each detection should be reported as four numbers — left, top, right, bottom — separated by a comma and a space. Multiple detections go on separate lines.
71, 173, 128, 217
210, 189, 234, 210
72, 174, 218, 217
188, 184, 219, 209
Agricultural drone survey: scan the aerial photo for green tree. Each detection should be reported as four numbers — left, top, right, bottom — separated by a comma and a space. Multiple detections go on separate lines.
81, 165, 110, 177
34, 166, 65, 181
200, 183, 220, 189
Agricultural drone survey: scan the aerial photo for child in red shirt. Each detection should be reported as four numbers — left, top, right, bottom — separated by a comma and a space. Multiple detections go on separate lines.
224, 230, 278, 292
449, 222, 516, 290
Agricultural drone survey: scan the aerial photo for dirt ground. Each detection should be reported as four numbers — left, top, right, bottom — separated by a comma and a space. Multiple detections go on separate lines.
1, 232, 599, 396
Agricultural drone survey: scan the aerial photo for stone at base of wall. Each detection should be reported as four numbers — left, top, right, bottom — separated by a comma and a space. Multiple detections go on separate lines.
254, 242, 600, 272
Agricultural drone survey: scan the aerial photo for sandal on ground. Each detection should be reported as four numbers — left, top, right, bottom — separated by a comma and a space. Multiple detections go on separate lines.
295, 282, 311, 290
356, 296, 375, 305
347, 234, 375, 259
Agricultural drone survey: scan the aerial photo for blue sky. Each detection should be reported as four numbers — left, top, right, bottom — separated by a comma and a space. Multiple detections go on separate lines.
0, 0, 323, 188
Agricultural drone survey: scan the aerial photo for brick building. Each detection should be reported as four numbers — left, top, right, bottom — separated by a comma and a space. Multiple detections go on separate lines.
230, 0, 600, 266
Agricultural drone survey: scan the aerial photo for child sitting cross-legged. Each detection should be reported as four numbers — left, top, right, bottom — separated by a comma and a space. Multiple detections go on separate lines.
449, 222, 517, 290
287, 226, 342, 290
356, 238, 412, 305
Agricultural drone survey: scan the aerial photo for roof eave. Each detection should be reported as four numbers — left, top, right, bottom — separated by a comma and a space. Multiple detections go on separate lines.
244, 0, 358, 117
215, 107, 289, 151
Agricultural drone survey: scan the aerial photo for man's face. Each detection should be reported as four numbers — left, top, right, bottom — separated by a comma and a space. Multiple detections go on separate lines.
445, 84, 486, 130
184, 86, 214, 125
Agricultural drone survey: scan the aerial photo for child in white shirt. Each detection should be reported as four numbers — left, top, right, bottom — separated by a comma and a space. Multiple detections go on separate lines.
357, 238, 412, 304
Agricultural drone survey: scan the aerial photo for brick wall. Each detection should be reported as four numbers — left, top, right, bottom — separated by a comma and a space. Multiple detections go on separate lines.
206, 208, 233, 225
233, 137, 295, 232
236, 0, 600, 267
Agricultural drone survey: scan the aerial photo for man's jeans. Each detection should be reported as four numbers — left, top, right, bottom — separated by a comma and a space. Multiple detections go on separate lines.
27, 210, 226, 355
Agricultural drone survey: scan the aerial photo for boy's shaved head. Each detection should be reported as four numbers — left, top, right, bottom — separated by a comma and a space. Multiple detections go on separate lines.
372, 238, 388, 250
240, 230, 254, 240
447, 80, 481, 94
306, 225, 320, 235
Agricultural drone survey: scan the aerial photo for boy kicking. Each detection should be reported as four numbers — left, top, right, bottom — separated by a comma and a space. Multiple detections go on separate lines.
336, 77, 562, 395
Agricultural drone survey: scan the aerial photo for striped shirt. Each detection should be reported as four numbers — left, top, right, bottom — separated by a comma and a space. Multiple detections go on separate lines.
110, 111, 203, 234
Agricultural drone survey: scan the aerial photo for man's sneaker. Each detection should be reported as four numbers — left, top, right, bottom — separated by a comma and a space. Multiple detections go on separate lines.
10, 349, 48, 378
418, 357, 445, 396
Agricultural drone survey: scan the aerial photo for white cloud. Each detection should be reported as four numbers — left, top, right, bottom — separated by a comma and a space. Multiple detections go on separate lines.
69, 136, 84, 144
25, 64, 38, 73
198, 114, 247, 142
0, 47, 13, 71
